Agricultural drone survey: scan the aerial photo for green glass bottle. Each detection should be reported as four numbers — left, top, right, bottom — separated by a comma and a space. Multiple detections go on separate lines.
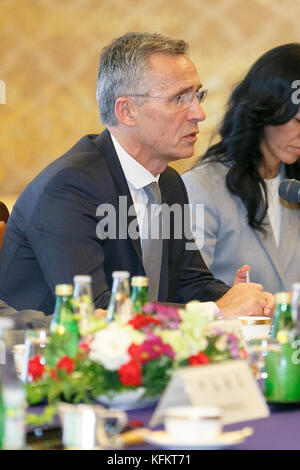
73, 275, 94, 336
131, 276, 149, 314
50, 284, 79, 359
265, 290, 300, 403
270, 291, 293, 342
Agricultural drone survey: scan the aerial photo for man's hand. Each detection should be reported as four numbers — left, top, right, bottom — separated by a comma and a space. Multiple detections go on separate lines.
94, 308, 107, 319
233, 265, 250, 285
215, 282, 275, 318
263, 291, 275, 317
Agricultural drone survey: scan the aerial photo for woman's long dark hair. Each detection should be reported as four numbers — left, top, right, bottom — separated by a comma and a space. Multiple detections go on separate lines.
201, 43, 300, 231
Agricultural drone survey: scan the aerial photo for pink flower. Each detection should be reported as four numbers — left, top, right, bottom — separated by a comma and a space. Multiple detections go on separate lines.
140, 333, 175, 362
142, 303, 181, 329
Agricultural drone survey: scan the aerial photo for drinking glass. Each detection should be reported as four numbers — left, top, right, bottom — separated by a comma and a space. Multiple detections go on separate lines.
21, 328, 49, 383
246, 337, 273, 380
58, 402, 127, 450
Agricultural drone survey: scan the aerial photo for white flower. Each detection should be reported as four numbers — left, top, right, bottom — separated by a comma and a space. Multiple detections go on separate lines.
89, 323, 132, 371
215, 336, 227, 352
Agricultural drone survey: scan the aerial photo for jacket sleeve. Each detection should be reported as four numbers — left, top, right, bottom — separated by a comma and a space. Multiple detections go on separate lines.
27, 167, 111, 309
0, 299, 52, 329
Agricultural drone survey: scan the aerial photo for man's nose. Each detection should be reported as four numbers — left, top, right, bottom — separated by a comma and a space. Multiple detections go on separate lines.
187, 98, 206, 122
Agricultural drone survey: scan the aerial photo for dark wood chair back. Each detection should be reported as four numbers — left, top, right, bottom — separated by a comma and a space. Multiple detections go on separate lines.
0, 202, 9, 250
0, 201, 9, 223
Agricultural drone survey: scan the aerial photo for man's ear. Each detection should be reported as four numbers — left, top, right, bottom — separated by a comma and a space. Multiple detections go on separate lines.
114, 97, 137, 127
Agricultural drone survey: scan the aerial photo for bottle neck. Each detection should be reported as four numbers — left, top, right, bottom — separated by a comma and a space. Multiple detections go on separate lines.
52, 295, 74, 325
131, 286, 148, 313
106, 279, 133, 323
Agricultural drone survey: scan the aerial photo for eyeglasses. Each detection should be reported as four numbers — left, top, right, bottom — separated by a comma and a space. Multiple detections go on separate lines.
127, 89, 208, 109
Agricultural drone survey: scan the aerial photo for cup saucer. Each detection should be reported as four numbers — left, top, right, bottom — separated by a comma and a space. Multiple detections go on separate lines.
142, 427, 253, 450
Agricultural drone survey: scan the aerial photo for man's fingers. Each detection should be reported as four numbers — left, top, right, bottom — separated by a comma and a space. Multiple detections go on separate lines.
232, 265, 250, 286
248, 282, 263, 291
263, 292, 275, 316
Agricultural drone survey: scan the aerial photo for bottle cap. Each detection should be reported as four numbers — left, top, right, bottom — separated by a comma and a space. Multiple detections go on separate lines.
275, 291, 292, 304
112, 271, 130, 279
131, 276, 149, 287
73, 275, 92, 284
55, 284, 73, 296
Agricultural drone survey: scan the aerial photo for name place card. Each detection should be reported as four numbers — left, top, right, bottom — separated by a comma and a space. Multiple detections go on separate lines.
149, 360, 269, 427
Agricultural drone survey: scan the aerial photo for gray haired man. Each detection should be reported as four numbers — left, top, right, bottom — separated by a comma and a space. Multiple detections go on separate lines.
0, 32, 274, 318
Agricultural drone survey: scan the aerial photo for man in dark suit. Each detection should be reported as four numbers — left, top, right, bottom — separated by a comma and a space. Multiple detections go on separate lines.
0, 32, 274, 318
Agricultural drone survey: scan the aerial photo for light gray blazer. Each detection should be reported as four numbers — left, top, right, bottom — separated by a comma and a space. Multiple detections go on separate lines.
182, 161, 300, 294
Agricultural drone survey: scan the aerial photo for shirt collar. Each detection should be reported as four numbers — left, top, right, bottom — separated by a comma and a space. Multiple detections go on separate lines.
110, 132, 160, 190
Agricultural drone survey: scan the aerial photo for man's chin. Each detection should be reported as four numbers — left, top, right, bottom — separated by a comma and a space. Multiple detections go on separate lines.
171, 151, 195, 162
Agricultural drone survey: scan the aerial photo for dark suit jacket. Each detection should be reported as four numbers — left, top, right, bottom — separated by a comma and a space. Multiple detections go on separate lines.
0, 130, 229, 315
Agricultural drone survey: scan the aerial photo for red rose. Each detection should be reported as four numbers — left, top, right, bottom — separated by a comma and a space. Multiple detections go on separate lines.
128, 344, 143, 362
128, 314, 160, 330
28, 355, 45, 381
118, 360, 142, 386
57, 356, 74, 374
188, 352, 210, 366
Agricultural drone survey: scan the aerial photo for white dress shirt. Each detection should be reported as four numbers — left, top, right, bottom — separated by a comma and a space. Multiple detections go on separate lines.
110, 132, 160, 243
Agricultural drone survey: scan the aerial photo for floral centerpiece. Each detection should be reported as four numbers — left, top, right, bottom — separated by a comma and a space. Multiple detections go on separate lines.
26, 301, 247, 423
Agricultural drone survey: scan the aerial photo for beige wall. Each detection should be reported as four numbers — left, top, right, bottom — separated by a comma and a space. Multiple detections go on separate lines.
1, 0, 300, 207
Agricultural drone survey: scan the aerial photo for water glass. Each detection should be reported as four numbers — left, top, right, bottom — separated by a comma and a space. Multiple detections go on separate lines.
246, 337, 273, 380
21, 328, 49, 383
58, 402, 127, 450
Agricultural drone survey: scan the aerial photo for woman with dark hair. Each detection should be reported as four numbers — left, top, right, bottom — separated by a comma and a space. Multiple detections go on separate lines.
182, 43, 300, 294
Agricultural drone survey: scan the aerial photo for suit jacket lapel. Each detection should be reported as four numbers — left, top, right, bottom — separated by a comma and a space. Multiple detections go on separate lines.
93, 130, 143, 266
254, 212, 286, 287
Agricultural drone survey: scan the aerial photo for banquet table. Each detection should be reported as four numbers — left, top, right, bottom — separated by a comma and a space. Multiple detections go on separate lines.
128, 404, 300, 450
26, 401, 300, 451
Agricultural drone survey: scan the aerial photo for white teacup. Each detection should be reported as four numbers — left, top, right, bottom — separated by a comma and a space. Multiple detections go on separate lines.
237, 316, 272, 341
163, 406, 222, 443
